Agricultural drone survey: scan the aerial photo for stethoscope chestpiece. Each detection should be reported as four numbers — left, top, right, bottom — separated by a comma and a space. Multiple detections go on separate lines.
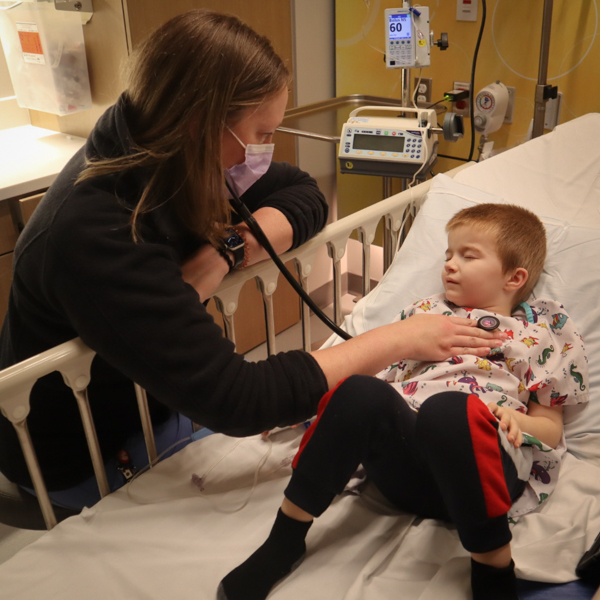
477, 315, 500, 331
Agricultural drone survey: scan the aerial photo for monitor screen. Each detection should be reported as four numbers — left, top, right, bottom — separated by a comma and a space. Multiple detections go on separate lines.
352, 134, 406, 153
388, 13, 412, 41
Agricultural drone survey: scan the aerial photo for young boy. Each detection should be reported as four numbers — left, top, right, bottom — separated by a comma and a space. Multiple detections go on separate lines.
217, 204, 589, 600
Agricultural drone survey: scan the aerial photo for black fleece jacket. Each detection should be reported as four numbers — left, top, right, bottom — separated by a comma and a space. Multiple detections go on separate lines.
0, 96, 329, 490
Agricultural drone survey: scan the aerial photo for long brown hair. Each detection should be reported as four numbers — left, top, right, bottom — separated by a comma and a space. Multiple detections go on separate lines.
77, 9, 290, 244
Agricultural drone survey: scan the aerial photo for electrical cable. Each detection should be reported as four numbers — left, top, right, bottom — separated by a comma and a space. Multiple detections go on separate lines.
190, 435, 275, 513
225, 181, 353, 341
412, 67, 423, 109
408, 129, 431, 188
438, 153, 471, 163
429, 96, 450, 111
125, 435, 192, 503
467, 0, 487, 162
437, 0, 487, 164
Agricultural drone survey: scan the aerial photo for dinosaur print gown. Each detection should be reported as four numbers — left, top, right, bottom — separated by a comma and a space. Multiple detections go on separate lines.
376, 294, 589, 518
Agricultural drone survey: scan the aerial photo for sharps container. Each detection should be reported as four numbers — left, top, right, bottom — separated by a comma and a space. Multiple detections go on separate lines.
0, 0, 92, 115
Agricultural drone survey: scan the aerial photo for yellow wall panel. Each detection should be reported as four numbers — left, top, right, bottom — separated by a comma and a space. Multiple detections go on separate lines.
336, 0, 600, 216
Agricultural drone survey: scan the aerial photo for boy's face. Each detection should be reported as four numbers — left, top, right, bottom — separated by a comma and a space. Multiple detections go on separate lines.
443, 224, 513, 314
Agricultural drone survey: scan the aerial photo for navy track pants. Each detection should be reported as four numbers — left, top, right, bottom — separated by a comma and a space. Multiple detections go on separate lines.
285, 375, 526, 554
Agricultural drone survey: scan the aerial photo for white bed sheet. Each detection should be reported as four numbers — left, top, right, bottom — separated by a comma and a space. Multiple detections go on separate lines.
0, 429, 598, 600
1, 115, 600, 600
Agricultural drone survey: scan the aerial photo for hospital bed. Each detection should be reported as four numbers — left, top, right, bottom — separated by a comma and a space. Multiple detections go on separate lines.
1, 114, 600, 599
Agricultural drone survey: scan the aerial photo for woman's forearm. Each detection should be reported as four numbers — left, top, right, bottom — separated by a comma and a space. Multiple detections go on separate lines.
234, 207, 293, 266
310, 314, 507, 389
310, 324, 410, 388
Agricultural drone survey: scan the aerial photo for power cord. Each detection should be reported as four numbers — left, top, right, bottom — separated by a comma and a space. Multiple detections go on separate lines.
435, 0, 487, 164
467, 0, 487, 162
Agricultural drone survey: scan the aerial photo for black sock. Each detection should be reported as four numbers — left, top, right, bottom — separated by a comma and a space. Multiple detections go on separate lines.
471, 558, 520, 600
217, 508, 312, 600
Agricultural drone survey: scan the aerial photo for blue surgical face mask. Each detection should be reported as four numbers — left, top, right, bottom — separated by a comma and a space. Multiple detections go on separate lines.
225, 126, 275, 197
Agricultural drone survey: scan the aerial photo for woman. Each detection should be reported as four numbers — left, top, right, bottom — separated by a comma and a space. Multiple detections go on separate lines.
0, 10, 502, 508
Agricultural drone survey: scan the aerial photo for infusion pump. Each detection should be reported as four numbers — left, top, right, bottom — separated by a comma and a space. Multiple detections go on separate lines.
339, 106, 438, 178
385, 7, 431, 68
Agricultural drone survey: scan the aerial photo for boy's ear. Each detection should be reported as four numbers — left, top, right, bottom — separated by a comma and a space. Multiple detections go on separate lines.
505, 268, 529, 291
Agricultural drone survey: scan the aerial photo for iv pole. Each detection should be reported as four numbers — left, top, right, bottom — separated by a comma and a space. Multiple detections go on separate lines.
390, 0, 413, 198
531, 0, 558, 138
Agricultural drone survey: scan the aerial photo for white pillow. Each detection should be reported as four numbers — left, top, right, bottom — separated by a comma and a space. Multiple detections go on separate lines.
338, 173, 600, 464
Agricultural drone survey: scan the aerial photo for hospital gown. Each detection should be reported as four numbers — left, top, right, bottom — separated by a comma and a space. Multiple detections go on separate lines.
376, 293, 589, 518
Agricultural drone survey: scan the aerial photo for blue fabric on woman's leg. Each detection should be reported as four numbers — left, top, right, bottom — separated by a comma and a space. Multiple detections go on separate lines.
22, 411, 197, 510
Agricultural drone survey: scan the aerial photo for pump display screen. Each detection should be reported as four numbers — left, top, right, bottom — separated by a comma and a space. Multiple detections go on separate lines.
352, 134, 406, 153
388, 13, 411, 41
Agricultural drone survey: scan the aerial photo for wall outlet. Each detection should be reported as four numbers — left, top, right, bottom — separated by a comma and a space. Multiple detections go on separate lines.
414, 77, 432, 106
452, 81, 471, 117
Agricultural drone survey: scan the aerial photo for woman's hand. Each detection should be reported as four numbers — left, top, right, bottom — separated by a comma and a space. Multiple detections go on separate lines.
487, 402, 523, 448
181, 244, 230, 303
399, 313, 506, 363
311, 313, 506, 389
180, 207, 293, 303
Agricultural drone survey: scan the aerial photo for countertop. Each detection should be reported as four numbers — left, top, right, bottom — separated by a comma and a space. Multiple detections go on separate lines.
0, 125, 86, 202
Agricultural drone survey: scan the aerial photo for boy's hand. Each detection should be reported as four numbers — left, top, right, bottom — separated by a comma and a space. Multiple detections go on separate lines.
487, 402, 523, 448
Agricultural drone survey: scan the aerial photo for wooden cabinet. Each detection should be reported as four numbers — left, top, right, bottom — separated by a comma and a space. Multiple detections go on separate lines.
18, 193, 45, 227
0, 200, 18, 256
0, 200, 20, 325
0, 252, 14, 327
0, 192, 44, 326
21, 1, 301, 354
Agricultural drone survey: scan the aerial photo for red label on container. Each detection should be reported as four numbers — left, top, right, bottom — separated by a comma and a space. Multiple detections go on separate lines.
18, 31, 43, 55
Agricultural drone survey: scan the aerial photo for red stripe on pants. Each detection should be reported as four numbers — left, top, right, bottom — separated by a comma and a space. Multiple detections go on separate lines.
292, 378, 349, 470
466, 394, 511, 518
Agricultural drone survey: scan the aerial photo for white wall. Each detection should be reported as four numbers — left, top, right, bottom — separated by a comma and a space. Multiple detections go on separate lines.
292, 0, 340, 301
292, 0, 336, 213
292, 0, 335, 107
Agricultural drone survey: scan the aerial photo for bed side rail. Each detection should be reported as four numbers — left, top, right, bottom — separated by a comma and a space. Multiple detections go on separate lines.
0, 165, 470, 529
0, 338, 158, 530
212, 177, 435, 354
0, 338, 97, 528
0, 184, 422, 529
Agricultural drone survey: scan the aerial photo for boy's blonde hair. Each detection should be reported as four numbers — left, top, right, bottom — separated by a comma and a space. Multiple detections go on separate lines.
446, 203, 547, 305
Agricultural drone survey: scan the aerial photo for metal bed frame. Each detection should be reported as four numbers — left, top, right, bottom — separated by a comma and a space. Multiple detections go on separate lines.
0, 165, 471, 531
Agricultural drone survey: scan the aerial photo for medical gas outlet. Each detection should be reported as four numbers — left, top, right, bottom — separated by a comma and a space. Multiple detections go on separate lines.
473, 82, 510, 135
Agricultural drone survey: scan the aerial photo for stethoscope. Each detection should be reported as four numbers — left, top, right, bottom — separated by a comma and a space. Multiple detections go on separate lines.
227, 182, 503, 339
226, 181, 353, 341
476, 315, 501, 331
